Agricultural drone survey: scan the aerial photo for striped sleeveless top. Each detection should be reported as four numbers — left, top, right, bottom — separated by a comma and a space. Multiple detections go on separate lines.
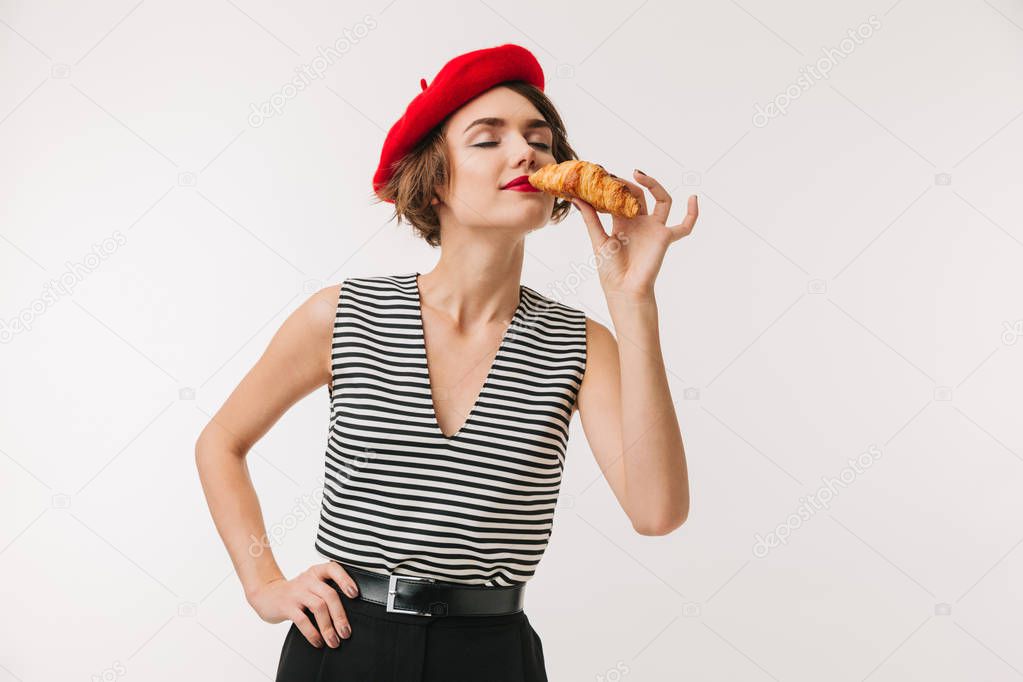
314, 272, 588, 587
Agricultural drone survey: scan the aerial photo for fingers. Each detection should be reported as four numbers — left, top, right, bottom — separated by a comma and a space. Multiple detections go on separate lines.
632, 170, 672, 224
571, 198, 610, 252
666, 195, 699, 243
301, 590, 344, 649
324, 562, 360, 600
291, 605, 325, 649
310, 581, 351, 646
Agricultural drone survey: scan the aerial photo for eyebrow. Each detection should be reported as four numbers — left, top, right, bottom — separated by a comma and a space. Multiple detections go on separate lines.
463, 117, 553, 134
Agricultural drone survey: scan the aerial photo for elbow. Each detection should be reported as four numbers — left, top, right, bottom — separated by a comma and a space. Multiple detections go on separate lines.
194, 433, 209, 471
194, 427, 220, 470
195, 426, 248, 470
195, 426, 211, 461
632, 509, 688, 536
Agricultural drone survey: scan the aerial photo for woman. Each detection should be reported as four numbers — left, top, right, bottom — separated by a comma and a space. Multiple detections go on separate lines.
195, 43, 697, 681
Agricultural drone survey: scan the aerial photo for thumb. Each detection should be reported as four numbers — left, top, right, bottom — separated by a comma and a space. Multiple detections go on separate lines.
572, 199, 609, 251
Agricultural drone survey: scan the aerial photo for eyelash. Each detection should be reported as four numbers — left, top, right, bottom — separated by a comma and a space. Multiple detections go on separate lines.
473, 141, 552, 151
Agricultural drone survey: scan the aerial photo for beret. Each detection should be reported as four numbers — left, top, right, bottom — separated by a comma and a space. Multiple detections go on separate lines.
372, 43, 545, 202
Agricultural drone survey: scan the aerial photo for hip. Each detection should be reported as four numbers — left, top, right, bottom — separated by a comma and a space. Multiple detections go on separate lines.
275, 580, 548, 681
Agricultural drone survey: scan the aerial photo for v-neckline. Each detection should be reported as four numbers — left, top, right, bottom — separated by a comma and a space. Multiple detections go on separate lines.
411, 272, 524, 442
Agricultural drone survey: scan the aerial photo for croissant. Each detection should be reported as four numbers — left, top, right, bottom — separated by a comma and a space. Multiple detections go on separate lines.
528, 160, 640, 218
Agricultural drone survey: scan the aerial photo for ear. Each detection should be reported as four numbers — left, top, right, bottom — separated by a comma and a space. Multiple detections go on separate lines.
431, 184, 446, 207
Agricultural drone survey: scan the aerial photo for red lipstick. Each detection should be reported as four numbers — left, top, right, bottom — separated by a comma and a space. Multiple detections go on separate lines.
501, 175, 540, 192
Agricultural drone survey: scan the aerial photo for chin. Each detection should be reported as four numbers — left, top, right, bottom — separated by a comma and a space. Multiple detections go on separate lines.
514, 202, 553, 229
499, 210, 549, 235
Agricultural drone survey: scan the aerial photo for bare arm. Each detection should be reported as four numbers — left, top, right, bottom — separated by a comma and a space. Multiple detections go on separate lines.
576, 310, 689, 536
194, 284, 360, 649
571, 169, 697, 536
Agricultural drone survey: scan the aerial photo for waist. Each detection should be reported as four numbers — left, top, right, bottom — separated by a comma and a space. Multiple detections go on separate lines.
329, 562, 527, 623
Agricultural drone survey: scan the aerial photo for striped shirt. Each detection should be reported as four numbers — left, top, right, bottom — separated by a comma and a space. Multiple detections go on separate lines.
314, 272, 588, 586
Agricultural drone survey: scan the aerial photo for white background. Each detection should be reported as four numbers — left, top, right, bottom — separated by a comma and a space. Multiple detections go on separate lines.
2, 0, 1022, 680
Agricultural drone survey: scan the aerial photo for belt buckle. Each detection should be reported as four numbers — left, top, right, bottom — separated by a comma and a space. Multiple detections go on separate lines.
386, 573, 437, 616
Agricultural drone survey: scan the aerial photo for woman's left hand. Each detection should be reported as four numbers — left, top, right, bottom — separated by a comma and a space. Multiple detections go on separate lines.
572, 169, 698, 299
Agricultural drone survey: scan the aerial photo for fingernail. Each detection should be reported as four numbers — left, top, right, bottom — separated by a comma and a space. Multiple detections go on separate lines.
328, 634, 340, 647
635, 169, 646, 175
341, 624, 351, 638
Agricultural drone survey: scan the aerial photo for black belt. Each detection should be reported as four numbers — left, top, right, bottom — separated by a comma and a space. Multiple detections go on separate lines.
333, 563, 525, 617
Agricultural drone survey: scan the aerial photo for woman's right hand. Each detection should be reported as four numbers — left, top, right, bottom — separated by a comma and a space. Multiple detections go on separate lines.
247, 561, 361, 648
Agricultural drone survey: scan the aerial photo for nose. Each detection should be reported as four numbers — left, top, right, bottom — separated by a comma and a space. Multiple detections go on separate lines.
513, 137, 538, 171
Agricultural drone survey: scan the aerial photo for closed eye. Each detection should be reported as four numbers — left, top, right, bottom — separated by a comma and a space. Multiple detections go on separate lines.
473, 141, 551, 151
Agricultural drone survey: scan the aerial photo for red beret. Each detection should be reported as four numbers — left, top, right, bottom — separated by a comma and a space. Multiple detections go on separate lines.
372, 43, 545, 202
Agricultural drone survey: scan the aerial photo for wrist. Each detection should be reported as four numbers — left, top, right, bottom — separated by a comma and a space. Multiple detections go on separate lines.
244, 571, 285, 603
605, 287, 656, 308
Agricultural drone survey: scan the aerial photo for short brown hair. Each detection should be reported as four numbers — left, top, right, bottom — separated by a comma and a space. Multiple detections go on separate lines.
372, 81, 578, 247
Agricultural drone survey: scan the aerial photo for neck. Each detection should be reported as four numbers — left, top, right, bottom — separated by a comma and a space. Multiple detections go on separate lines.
417, 237, 524, 329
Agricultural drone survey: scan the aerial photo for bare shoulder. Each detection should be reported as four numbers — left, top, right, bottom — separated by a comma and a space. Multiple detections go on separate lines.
254, 282, 341, 390
305, 283, 342, 334
584, 316, 616, 347
306, 283, 343, 374
583, 316, 618, 365
195, 283, 342, 453
575, 316, 618, 414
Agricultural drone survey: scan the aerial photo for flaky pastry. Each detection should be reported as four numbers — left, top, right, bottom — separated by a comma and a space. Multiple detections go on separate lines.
528, 160, 640, 218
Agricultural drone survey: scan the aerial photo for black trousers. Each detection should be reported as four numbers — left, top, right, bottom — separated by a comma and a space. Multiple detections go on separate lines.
274, 580, 548, 681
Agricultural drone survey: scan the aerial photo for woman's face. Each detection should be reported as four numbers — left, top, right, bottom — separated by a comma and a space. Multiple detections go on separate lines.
434, 86, 557, 236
